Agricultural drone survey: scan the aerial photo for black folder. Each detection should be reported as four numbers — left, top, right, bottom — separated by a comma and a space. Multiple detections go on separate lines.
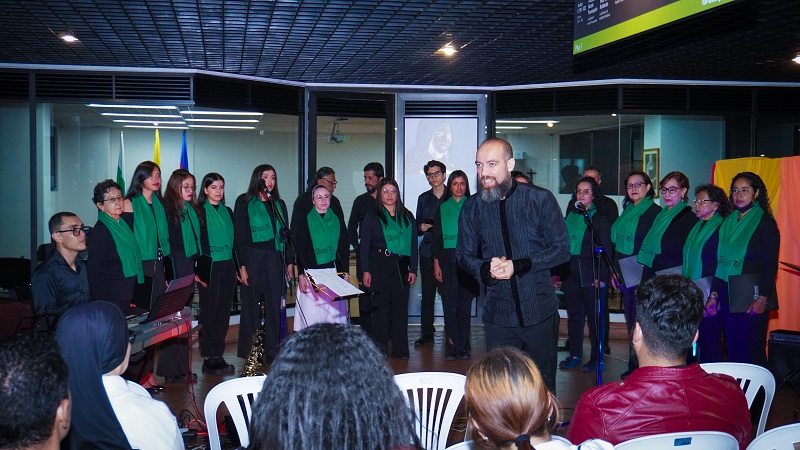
728, 273, 761, 313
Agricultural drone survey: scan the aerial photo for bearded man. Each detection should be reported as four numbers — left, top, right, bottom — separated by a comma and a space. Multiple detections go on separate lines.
457, 138, 569, 393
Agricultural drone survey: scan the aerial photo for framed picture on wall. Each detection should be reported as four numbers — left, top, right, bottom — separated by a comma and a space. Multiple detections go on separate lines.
643, 148, 660, 196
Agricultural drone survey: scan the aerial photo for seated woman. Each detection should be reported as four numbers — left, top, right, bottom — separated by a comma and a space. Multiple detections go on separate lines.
248, 323, 421, 450
54, 302, 183, 450
465, 347, 613, 450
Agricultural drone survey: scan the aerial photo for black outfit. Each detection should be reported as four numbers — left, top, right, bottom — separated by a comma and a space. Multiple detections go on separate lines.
458, 181, 570, 393
294, 210, 350, 273
640, 205, 698, 280
31, 250, 90, 315
348, 192, 375, 251
565, 193, 619, 225
561, 209, 612, 365
87, 216, 137, 310
416, 189, 443, 340
156, 218, 199, 380
432, 201, 478, 358
199, 203, 237, 359
293, 190, 345, 230
359, 210, 419, 358
235, 194, 294, 359
699, 214, 780, 367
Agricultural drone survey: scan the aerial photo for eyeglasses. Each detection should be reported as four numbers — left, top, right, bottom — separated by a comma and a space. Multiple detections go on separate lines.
730, 187, 752, 195
626, 181, 646, 190
660, 186, 681, 195
55, 226, 91, 236
693, 198, 713, 205
320, 177, 337, 186
425, 170, 443, 179
181, 185, 195, 191
103, 196, 124, 204
382, 189, 398, 195
314, 194, 331, 201
575, 189, 592, 195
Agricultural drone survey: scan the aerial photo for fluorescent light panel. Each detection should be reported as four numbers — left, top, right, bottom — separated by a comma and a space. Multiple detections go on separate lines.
184, 118, 260, 123
496, 126, 527, 129
181, 111, 263, 116
88, 104, 178, 109
113, 120, 185, 124
102, 113, 182, 118
189, 125, 255, 129
124, 125, 188, 129
496, 120, 560, 124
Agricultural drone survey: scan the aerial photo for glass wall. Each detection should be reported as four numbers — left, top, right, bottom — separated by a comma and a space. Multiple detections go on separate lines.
0, 102, 31, 260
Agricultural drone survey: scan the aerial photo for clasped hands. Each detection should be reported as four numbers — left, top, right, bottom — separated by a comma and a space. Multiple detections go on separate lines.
489, 256, 515, 280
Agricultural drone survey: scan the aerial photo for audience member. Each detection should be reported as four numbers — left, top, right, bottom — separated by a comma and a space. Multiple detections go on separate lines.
0, 334, 70, 450
465, 347, 612, 450
55, 301, 183, 450
567, 274, 751, 449
248, 323, 421, 450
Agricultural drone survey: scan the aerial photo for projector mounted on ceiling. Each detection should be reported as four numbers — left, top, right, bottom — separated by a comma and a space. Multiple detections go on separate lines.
328, 117, 347, 143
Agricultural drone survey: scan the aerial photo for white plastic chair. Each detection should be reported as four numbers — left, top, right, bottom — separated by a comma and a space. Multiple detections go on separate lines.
615, 431, 739, 450
746, 423, 800, 450
446, 441, 475, 450
395, 371, 466, 450
203, 375, 267, 450
701, 362, 776, 436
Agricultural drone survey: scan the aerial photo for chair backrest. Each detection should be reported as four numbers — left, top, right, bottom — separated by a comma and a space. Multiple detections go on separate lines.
203, 375, 267, 450
615, 431, 739, 450
395, 371, 466, 450
0, 302, 34, 341
700, 362, 776, 436
745, 423, 800, 450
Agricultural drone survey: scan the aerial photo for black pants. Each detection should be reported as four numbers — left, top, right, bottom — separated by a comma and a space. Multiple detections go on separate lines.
199, 259, 236, 358
697, 279, 770, 367
563, 277, 601, 363
440, 255, 473, 353
484, 312, 560, 394
365, 253, 410, 358
419, 256, 441, 338
238, 248, 286, 359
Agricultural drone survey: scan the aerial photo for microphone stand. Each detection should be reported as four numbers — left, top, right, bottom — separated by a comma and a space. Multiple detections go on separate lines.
262, 187, 300, 342
577, 203, 625, 386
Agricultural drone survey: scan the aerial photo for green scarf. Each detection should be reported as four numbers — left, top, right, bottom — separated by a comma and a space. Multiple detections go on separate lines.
682, 213, 723, 280
204, 202, 234, 262
638, 201, 689, 267
715, 203, 764, 281
611, 196, 655, 255
131, 194, 171, 260
440, 196, 465, 249
307, 209, 340, 265
179, 202, 201, 258
566, 204, 596, 256
247, 197, 285, 251
97, 211, 144, 283
380, 207, 412, 256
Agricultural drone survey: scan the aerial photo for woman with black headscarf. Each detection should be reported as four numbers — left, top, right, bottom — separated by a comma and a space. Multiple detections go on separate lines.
54, 301, 182, 450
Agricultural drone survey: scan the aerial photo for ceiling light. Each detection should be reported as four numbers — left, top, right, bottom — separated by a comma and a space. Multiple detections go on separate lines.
547, 122, 554, 128
60, 33, 79, 43
88, 104, 178, 109
181, 111, 263, 116
436, 44, 458, 56
496, 120, 560, 124
496, 126, 527, 130
184, 118, 260, 123
793, 56, 800, 64
188, 125, 256, 130
102, 113, 182, 118
112, 120, 185, 125
124, 125, 188, 129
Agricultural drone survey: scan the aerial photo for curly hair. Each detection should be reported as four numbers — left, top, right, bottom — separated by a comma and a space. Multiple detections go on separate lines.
694, 184, 732, 218
92, 179, 123, 205
248, 324, 421, 450
465, 347, 560, 450
730, 171, 773, 219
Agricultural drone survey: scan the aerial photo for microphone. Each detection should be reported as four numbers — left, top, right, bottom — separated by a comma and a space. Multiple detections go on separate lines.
574, 201, 588, 212
259, 179, 271, 200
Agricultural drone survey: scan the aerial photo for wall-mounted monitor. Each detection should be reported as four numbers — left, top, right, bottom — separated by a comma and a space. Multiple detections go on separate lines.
573, 0, 739, 55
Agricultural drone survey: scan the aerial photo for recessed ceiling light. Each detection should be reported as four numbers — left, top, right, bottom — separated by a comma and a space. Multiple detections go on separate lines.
60, 33, 79, 43
436, 44, 458, 56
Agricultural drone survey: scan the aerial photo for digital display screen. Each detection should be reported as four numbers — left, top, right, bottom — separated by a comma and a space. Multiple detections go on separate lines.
573, 0, 738, 54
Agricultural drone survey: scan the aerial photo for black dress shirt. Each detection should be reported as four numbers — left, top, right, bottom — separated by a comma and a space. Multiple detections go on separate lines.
31, 250, 90, 313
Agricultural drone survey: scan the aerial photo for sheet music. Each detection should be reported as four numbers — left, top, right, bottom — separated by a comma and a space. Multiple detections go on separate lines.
692, 276, 713, 298
618, 255, 644, 287
305, 268, 363, 298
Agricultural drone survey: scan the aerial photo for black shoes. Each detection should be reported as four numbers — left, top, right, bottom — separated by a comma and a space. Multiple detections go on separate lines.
414, 335, 435, 346
445, 345, 458, 361
145, 384, 165, 394
164, 373, 198, 384
459, 350, 471, 360
202, 356, 235, 374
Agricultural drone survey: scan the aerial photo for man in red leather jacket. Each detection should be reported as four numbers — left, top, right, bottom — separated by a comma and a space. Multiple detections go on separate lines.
567, 274, 752, 449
